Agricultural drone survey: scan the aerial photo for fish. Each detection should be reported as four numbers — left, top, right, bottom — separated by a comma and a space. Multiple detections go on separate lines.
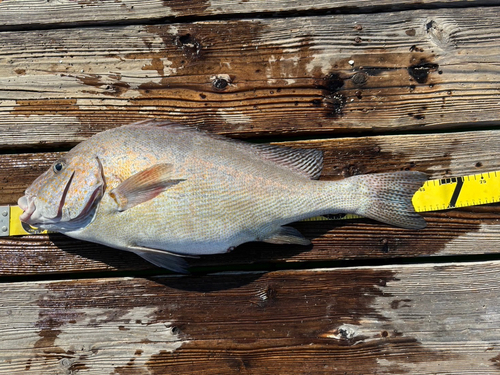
18, 119, 427, 273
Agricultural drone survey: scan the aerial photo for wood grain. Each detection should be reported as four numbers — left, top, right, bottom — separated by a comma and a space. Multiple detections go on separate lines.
0, 0, 494, 29
1, 2, 500, 373
1, 8, 500, 148
2, 130, 500, 275
1, 262, 500, 374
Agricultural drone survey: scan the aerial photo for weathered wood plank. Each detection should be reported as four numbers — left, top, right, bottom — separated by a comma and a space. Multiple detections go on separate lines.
2, 8, 500, 148
1, 130, 500, 275
0, 0, 495, 29
1, 262, 500, 374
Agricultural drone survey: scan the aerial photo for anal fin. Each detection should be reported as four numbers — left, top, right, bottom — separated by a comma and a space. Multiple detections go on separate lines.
262, 226, 311, 246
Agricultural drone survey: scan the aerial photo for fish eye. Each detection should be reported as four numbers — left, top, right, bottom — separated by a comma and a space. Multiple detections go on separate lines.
53, 161, 65, 173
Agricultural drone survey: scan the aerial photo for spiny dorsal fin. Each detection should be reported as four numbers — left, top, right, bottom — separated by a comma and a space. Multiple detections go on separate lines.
125, 119, 324, 180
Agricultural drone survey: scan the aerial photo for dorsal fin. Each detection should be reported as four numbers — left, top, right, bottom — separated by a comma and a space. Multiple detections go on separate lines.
124, 119, 324, 180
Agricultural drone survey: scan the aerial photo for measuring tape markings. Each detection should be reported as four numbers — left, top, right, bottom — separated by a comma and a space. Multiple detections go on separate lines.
412, 171, 500, 212
3, 171, 500, 236
447, 176, 464, 209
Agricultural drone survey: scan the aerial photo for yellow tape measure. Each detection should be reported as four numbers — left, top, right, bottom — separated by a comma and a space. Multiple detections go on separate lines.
412, 171, 500, 212
3, 171, 500, 236
0, 206, 49, 237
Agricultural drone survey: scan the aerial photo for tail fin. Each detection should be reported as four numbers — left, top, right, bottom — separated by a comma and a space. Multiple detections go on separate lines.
352, 171, 427, 229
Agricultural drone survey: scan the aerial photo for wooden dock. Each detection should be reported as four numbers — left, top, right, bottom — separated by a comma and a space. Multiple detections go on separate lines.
1, 1, 500, 373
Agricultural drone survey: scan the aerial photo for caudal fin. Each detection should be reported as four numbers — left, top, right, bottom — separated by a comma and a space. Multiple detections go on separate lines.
352, 171, 428, 229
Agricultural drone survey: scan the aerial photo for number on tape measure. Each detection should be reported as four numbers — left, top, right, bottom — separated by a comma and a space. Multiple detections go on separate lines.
412, 171, 500, 212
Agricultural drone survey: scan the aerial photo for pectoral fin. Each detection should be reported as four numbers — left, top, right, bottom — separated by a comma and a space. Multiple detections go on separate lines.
262, 226, 311, 246
109, 163, 185, 211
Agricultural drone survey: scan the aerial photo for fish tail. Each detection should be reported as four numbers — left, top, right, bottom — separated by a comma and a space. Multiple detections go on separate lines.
347, 171, 428, 229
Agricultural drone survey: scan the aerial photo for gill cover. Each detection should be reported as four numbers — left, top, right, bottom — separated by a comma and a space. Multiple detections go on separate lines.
63, 156, 106, 221
24, 155, 106, 224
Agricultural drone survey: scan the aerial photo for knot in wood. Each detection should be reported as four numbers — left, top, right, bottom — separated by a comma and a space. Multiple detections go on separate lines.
352, 72, 368, 86
211, 75, 231, 91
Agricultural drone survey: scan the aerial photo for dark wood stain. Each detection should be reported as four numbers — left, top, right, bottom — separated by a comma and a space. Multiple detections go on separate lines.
316, 73, 348, 118
162, 0, 210, 15
318, 137, 432, 177
311, 52, 442, 123
408, 60, 440, 84
0, 152, 61, 203
491, 353, 500, 369
174, 33, 203, 62
33, 308, 87, 368
114, 349, 149, 375
73, 73, 132, 97
28, 271, 455, 373
151, 271, 454, 374
13, 99, 79, 117
144, 21, 265, 76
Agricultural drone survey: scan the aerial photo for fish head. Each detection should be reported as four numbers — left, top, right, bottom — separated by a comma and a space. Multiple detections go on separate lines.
18, 153, 106, 231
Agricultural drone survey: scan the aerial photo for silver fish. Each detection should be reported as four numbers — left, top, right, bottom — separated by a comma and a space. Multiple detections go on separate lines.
18, 120, 427, 272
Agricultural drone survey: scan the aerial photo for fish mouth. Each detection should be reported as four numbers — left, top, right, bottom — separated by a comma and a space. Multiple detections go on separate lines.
18, 195, 36, 223
18, 171, 74, 225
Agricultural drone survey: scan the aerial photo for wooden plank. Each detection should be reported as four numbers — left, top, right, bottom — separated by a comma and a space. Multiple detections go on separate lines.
2, 8, 500, 148
2, 130, 500, 275
1, 261, 500, 374
0, 0, 495, 29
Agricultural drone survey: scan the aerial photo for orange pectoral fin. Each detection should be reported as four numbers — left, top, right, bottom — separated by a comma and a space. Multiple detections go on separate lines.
109, 163, 185, 211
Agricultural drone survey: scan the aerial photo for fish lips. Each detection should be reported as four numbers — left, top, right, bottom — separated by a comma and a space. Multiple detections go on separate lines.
18, 195, 36, 223
18, 194, 64, 226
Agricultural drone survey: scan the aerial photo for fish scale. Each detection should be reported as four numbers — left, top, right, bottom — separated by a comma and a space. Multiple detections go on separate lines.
17, 120, 427, 273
